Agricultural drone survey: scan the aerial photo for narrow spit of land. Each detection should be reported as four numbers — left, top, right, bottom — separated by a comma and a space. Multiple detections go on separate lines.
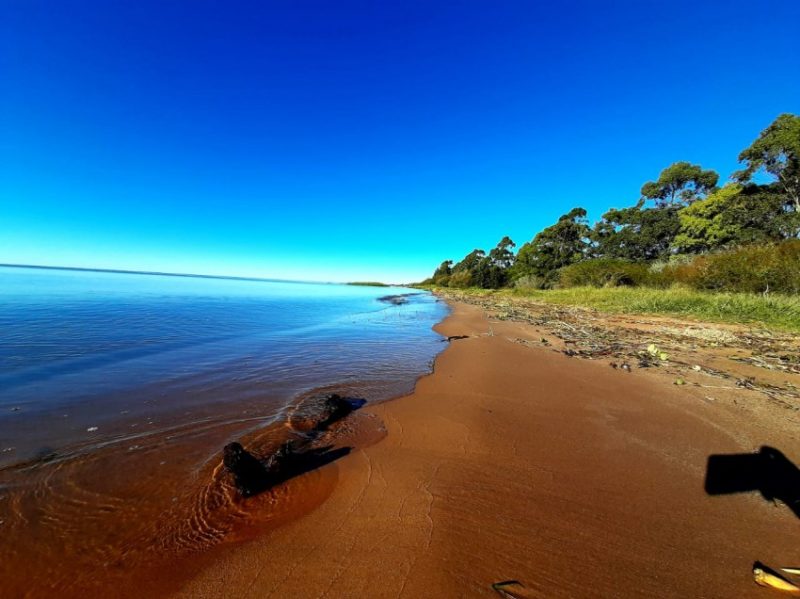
181, 297, 799, 598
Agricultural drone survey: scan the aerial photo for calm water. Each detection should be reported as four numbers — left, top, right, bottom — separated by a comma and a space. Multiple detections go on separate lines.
0, 266, 448, 464
0, 266, 449, 594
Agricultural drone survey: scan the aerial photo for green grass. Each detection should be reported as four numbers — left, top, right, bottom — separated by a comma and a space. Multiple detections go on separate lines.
437, 286, 800, 332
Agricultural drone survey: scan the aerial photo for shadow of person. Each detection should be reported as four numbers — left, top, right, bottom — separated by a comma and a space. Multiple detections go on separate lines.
704, 446, 800, 519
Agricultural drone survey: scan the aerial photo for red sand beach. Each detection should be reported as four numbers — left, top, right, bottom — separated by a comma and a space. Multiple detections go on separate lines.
177, 299, 799, 598
4, 298, 798, 597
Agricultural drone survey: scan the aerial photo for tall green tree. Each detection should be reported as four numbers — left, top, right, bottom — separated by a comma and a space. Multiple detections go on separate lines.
452, 249, 485, 274
445, 249, 485, 287
592, 202, 681, 261
473, 257, 505, 289
640, 161, 719, 206
470, 236, 517, 288
673, 183, 796, 252
431, 260, 453, 285
441, 242, 514, 289
673, 184, 744, 253
734, 113, 800, 215
514, 208, 590, 281
488, 236, 516, 268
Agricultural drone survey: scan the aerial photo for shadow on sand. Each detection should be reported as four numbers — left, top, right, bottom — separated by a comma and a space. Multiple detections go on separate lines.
704, 445, 800, 519
224, 441, 352, 498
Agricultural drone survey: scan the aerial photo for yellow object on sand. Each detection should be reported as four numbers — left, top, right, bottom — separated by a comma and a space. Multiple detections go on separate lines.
782, 568, 800, 576
753, 565, 800, 593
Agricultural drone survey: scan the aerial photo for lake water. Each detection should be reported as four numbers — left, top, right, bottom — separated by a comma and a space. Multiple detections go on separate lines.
0, 266, 449, 595
0, 266, 448, 465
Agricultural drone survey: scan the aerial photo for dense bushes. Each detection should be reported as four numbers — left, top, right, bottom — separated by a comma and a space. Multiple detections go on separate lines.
554, 241, 800, 295
513, 274, 547, 290
434, 241, 800, 295
558, 259, 651, 288
447, 269, 474, 288
432, 240, 800, 295
664, 240, 800, 294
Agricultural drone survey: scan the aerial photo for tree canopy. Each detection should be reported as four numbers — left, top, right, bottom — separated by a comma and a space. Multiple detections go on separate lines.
640, 161, 719, 206
734, 113, 800, 213
514, 208, 589, 281
592, 201, 682, 261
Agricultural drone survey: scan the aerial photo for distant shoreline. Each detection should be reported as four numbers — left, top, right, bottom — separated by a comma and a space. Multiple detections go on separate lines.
0, 263, 331, 286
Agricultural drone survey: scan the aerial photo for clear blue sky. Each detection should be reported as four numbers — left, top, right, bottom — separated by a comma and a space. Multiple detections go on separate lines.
1, 0, 798, 283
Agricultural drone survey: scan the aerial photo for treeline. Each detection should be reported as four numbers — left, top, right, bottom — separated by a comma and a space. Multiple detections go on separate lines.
424, 113, 800, 295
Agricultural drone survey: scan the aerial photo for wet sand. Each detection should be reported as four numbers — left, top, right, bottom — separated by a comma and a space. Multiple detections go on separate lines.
0, 385, 391, 598
179, 300, 800, 598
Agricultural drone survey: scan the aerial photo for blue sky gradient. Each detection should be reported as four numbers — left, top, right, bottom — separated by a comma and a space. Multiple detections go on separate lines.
1, 0, 798, 282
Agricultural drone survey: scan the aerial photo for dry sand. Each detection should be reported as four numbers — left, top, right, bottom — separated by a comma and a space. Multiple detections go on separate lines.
177, 300, 800, 598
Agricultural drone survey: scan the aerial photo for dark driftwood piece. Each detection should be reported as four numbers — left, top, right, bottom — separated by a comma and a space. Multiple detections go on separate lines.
223, 442, 270, 497
377, 293, 421, 306
319, 393, 358, 427
223, 392, 365, 497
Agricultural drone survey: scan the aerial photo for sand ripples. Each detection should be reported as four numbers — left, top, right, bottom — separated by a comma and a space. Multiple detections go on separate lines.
0, 419, 277, 594
0, 394, 376, 597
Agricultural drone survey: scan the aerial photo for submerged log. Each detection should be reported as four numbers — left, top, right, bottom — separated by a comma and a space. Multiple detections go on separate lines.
320, 393, 356, 425
290, 393, 365, 431
223, 438, 353, 497
223, 442, 270, 497
377, 293, 420, 305
224, 391, 366, 496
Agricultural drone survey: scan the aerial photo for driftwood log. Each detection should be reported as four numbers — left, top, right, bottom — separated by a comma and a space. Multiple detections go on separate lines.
223, 393, 364, 496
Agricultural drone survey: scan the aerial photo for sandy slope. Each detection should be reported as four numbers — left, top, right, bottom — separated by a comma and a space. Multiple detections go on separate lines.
180, 301, 799, 598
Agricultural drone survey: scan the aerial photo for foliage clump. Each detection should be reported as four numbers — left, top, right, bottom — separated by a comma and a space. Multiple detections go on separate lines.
664, 241, 800, 295
558, 259, 652, 288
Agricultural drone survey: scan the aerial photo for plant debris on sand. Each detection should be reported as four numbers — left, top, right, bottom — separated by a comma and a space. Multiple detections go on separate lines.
436, 289, 800, 409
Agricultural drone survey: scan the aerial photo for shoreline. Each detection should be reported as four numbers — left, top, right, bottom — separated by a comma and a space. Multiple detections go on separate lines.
0, 292, 447, 598
5, 295, 798, 596
179, 297, 799, 597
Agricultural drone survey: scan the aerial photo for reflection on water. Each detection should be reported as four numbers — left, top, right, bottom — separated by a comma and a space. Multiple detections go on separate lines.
0, 267, 446, 464
0, 267, 447, 596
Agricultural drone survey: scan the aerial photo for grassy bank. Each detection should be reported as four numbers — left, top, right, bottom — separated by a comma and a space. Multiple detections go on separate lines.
424, 285, 800, 332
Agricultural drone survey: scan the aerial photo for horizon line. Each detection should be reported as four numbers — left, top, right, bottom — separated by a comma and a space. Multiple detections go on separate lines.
0, 262, 348, 286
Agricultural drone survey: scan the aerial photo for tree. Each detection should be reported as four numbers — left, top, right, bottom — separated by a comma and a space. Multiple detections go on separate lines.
467, 236, 517, 288
473, 257, 505, 289
431, 260, 453, 285
514, 208, 590, 281
444, 249, 485, 288
592, 201, 681, 261
640, 161, 719, 206
734, 113, 800, 214
673, 184, 744, 253
674, 183, 798, 253
441, 238, 517, 290
488, 236, 516, 269
452, 249, 485, 274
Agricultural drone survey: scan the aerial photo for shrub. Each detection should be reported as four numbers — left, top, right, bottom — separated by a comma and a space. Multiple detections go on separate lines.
558, 259, 652, 288
447, 270, 474, 288
513, 274, 547, 290
665, 240, 800, 294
